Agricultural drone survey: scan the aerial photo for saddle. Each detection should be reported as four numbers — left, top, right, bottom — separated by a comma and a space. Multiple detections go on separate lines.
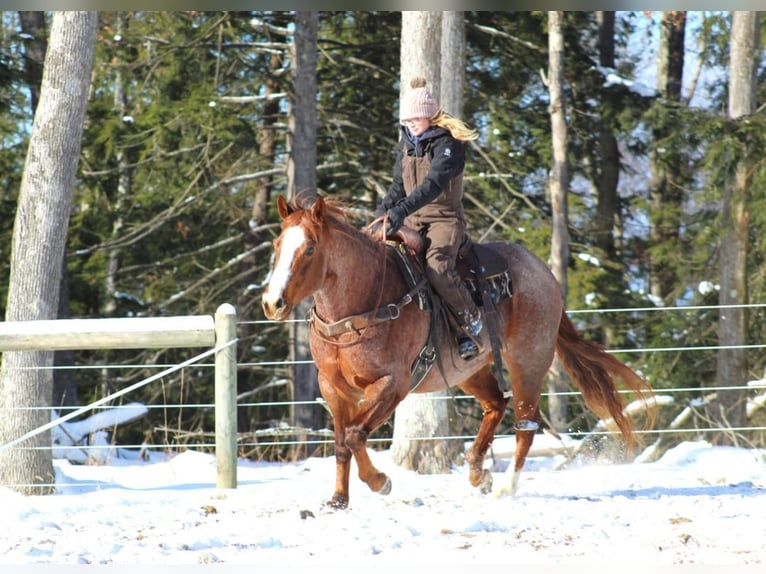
390, 227, 512, 310
387, 227, 513, 391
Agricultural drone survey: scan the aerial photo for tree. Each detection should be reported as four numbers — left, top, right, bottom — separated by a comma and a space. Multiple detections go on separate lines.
649, 11, 687, 303
17, 11, 77, 409
713, 10, 760, 442
287, 11, 323, 454
545, 11, 570, 433
588, 10, 631, 333
548, 11, 569, 431
440, 12, 465, 116
0, 11, 98, 494
18, 11, 46, 112
390, 11, 458, 474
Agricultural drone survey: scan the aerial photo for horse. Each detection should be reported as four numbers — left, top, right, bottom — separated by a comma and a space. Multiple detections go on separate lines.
261, 194, 653, 509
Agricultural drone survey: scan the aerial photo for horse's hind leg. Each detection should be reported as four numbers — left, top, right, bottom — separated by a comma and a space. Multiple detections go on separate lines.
459, 366, 509, 494
494, 370, 542, 497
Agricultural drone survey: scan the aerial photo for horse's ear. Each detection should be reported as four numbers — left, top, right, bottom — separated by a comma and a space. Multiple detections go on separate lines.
310, 196, 326, 220
276, 195, 292, 219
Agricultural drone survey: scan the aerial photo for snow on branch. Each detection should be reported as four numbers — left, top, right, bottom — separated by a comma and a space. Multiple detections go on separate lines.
52, 403, 148, 464
593, 65, 659, 98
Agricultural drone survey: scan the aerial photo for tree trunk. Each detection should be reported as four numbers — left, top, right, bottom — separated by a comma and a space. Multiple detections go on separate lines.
593, 11, 620, 266
440, 12, 464, 118
237, 39, 283, 432
589, 11, 625, 348
649, 11, 686, 302
390, 11, 456, 474
18, 11, 46, 113
287, 11, 322, 458
103, 12, 131, 320
0, 11, 98, 494
713, 11, 759, 442
546, 11, 570, 433
100, 13, 132, 405
18, 10, 77, 408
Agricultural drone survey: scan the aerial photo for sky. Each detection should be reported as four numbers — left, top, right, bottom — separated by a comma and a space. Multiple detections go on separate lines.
2, 436, 765, 569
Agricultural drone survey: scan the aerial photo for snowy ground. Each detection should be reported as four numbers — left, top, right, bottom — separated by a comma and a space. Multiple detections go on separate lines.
1, 439, 765, 566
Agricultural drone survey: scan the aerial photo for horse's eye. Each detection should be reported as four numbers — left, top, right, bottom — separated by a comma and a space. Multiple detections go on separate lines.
305, 246, 315, 256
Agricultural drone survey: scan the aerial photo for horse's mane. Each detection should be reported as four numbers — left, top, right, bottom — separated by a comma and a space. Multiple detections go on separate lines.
283, 196, 379, 252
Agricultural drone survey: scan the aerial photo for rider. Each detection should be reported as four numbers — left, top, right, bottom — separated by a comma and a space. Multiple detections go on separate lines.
371, 76, 483, 360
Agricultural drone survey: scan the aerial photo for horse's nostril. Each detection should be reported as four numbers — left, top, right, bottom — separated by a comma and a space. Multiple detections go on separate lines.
262, 295, 287, 319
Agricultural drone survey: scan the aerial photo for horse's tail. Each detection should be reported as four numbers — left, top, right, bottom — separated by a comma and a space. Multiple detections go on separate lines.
555, 309, 655, 455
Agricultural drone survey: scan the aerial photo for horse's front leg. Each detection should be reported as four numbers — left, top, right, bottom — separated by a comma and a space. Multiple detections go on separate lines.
344, 373, 404, 497
318, 372, 356, 510
329, 436, 353, 510
344, 424, 391, 496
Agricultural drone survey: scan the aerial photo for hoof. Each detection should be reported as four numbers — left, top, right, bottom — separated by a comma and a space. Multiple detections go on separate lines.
326, 494, 349, 510
376, 476, 392, 496
479, 469, 493, 495
493, 470, 520, 498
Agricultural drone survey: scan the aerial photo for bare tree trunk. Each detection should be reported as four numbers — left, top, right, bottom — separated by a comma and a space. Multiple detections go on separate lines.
99, 13, 133, 405
18, 11, 77, 408
103, 13, 131, 320
545, 11, 570, 433
593, 11, 620, 266
440, 11, 464, 117
589, 11, 625, 348
390, 11, 456, 474
0, 11, 98, 494
287, 11, 322, 458
18, 11, 46, 113
237, 42, 283, 432
251, 51, 281, 229
713, 11, 759, 442
649, 11, 687, 302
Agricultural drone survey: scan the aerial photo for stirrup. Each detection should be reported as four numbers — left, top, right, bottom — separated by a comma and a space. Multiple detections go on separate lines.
458, 335, 478, 360
466, 316, 483, 337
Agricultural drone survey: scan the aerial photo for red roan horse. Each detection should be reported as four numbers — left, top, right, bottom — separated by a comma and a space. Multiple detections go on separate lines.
262, 194, 653, 509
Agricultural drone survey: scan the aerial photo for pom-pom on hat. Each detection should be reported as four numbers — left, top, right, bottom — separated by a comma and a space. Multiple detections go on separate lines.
399, 76, 440, 122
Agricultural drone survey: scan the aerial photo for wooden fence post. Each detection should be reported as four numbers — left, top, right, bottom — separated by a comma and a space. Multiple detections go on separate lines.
214, 303, 238, 488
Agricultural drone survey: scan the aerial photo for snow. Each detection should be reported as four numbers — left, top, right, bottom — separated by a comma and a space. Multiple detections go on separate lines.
2, 439, 765, 566
595, 65, 660, 99
51, 403, 148, 463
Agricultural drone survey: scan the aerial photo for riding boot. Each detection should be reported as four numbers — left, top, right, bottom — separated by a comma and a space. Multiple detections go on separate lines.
457, 312, 483, 360
458, 334, 479, 360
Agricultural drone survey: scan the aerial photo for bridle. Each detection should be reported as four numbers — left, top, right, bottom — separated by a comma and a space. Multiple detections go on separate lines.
307, 213, 422, 348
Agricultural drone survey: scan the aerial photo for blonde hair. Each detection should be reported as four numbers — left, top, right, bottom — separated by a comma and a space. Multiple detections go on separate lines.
404, 76, 479, 142
431, 111, 479, 142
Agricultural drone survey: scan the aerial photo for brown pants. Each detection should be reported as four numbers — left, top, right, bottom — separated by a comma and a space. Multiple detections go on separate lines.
400, 146, 477, 332
415, 217, 479, 332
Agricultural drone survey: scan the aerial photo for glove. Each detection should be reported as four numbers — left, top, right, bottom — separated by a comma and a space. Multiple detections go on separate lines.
385, 204, 407, 235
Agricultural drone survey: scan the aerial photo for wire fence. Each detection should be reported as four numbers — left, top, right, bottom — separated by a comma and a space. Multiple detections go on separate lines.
13, 373, 766, 456
2, 302, 766, 491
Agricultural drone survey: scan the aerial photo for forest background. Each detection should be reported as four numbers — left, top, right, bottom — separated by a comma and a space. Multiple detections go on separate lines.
1, 11, 765, 475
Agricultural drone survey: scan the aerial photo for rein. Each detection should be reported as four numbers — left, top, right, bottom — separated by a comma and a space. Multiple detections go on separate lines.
308, 212, 402, 347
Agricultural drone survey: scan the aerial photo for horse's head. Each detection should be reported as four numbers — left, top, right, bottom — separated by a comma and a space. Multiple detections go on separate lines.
262, 195, 329, 321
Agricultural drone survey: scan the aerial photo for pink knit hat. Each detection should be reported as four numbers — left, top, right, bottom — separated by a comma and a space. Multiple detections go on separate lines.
399, 77, 440, 122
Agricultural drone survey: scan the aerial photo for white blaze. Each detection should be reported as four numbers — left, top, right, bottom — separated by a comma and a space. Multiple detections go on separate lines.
263, 226, 306, 306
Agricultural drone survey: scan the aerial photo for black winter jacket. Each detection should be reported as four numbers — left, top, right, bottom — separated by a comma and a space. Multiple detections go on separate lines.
378, 125, 466, 217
